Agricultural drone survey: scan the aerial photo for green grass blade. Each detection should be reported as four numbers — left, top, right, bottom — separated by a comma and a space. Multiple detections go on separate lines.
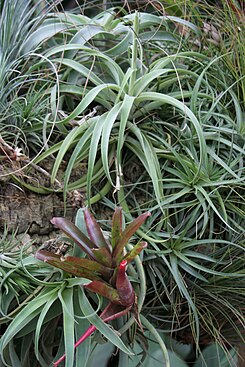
63, 123, 95, 202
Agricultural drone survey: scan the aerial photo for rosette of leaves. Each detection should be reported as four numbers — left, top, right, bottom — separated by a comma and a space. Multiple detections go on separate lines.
35, 207, 150, 366
0, 208, 157, 367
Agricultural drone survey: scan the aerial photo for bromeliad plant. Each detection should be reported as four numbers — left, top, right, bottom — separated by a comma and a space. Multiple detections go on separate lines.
35, 207, 150, 366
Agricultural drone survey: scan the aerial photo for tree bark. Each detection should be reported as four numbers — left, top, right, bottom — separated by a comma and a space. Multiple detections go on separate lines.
0, 181, 81, 235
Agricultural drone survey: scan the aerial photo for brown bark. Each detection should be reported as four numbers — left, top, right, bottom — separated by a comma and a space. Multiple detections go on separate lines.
0, 181, 80, 235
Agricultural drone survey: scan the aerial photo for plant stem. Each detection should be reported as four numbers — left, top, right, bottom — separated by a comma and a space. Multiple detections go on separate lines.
53, 325, 96, 366
53, 303, 131, 366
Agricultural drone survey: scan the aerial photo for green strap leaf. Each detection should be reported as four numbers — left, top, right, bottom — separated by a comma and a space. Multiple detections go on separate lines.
91, 247, 112, 268
58, 287, 75, 367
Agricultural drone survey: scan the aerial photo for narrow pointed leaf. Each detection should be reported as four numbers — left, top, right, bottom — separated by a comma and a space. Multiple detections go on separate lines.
84, 208, 110, 251
35, 250, 100, 280
111, 207, 123, 249
116, 260, 135, 307
51, 217, 97, 259
113, 212, 151, 264
84, 280, 122, 304
123, 241, 148, 263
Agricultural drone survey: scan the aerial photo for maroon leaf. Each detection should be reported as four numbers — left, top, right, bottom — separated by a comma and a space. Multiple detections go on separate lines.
123, 241, 148, 263
112, 212, 151, 264
116, 260, 135, 307
84, 280, 122, 304
84, 208, 110, 251
92, 247, 112, 267
35, 250, 100, 280
111, 207, 122, 249
64, 255, 112, 279
100, 302, 130, 322
50, 217, 97, 260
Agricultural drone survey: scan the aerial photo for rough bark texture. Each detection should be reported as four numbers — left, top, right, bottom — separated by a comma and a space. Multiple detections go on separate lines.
0, 181, 81, 236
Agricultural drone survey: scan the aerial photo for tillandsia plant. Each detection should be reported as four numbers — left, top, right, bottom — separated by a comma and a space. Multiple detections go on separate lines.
35, 207, 151, 366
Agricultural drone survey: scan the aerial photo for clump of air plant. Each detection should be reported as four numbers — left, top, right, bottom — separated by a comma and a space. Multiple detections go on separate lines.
35, 207, 150, 366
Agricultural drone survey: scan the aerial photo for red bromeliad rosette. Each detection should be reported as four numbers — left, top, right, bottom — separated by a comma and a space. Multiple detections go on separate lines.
35, 207, 150, 366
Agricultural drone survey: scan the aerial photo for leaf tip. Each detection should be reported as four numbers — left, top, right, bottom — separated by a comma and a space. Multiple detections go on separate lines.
119, 259, 127, 269
50, 217, 57, 225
